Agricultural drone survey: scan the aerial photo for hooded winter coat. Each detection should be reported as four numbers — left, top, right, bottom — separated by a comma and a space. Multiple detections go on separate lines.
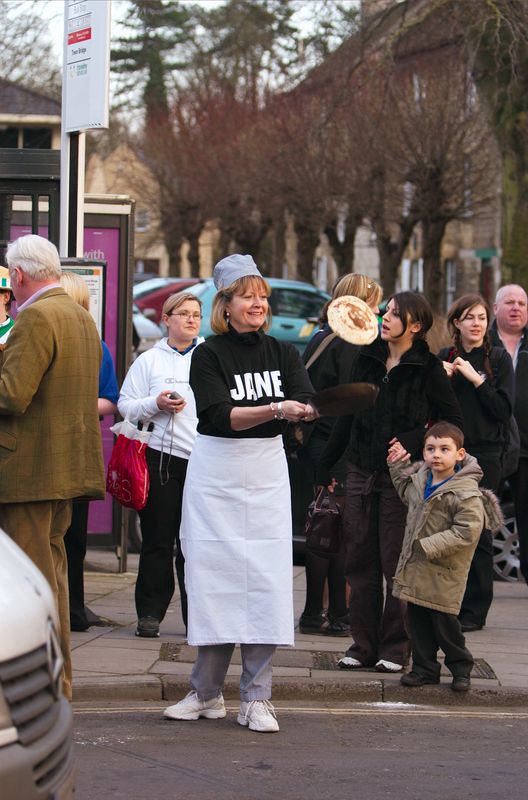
316, 336, 463, 482
389, 455, 503, 615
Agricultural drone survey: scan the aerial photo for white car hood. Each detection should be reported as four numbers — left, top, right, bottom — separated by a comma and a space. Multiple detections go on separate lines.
0, 529, 58, 662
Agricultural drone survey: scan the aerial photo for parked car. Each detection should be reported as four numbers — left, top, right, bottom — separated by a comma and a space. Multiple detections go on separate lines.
0, 530, 75, 800
132, 303, 163, 354
185, 278, 330, 353
493, 485, 520, 582
133, 277, 202, 324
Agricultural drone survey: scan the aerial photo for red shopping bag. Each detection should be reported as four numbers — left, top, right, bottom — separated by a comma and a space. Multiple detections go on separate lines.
106, 420, 151, 511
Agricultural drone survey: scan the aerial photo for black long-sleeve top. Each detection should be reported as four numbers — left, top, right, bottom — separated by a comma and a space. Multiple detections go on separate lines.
316, 336, 463, 484
437, 344, 514, 456
190, 326, 314, 438
302, 326, 361, 439
490, 321, 528, 457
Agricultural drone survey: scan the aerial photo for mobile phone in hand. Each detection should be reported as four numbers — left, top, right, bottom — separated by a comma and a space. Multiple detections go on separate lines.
169, 391, 182, 400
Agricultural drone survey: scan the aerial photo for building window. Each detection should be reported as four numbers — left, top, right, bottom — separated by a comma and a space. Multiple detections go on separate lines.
136, 209, 150, 233
410, 259, 423, 292
0, 127, 18, 147
445, 259, 456, 308
23, 128, 52, 148
135, 258, 159, 276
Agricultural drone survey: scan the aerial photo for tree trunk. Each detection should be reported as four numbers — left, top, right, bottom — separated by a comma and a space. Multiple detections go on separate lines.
372, 217, 416, 298
186, 231, 201, 278
269, 216, 286, 278
501, 148, 528, 287
295, 223, 320, 283
376, 240, 399, 298
422, 218, 449, 313
324, 221, 357, 277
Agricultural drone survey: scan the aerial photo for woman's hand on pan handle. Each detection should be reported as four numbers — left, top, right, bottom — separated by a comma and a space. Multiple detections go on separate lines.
281, 400, 316, 422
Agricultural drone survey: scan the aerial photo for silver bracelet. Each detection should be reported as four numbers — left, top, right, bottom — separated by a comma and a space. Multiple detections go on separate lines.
270, 401, 286, 420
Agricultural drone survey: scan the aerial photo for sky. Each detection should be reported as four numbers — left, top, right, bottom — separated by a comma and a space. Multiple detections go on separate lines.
34, 0, 227, 64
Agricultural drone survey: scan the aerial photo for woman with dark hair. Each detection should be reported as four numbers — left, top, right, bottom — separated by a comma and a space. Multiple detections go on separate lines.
317, 291, 463, 672
298, 273, 383, 637
438, 293, 515, 631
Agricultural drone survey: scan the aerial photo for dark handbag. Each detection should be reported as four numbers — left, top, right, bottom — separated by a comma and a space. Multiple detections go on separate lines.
304, 487, 342, 557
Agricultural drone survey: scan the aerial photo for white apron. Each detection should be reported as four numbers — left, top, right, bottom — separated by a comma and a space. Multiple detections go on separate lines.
181, 433, 294, 646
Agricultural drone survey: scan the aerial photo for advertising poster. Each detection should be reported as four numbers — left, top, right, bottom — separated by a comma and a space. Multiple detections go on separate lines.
84, 227, 119, 535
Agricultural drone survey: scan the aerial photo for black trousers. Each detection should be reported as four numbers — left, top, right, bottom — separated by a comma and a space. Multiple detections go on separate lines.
509, 456, 528, 585
408, 602, 473, 679
459, 454, 501, 627
135, 447, 188, 627
64, 499, 90, 629
343, 465, 410, 666
297, 432, 347, 620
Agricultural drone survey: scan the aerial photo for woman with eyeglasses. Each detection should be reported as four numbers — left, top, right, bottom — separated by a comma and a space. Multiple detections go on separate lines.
118, 292, 204, 638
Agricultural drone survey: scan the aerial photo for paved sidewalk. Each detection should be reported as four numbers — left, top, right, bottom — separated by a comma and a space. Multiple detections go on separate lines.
72, 549, 528, 706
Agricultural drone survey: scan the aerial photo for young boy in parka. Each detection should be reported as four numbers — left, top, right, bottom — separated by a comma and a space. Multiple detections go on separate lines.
387, 421, 503, 692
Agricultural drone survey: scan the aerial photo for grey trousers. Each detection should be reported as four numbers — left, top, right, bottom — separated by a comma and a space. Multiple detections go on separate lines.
190, 644, 276, 702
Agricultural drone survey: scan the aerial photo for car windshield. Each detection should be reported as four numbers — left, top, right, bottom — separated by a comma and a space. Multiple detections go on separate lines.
269, 288, 326, 319
133, 278, 180, 299
186, 282, 213, 299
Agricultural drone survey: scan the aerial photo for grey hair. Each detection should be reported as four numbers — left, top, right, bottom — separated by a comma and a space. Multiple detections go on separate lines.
495, 284, 527, 305
6, 234, 62, 281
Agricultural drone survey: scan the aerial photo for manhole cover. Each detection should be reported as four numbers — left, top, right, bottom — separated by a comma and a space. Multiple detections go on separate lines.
472, 658, 496, 679
312, 652, 341, 670
311, 653, 496, 679
159, 643, 181, 662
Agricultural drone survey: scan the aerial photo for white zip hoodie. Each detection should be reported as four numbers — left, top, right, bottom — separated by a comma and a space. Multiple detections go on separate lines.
118, 337, 204, 459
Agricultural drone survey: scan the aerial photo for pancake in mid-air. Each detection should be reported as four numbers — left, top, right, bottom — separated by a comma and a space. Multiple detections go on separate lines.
327, 295, 379, 345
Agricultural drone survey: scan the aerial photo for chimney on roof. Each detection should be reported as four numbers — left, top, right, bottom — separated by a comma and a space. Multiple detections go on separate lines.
361, 0, 396, 23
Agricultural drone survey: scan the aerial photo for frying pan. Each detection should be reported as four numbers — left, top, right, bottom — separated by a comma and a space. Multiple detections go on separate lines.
309, 382, 379, 417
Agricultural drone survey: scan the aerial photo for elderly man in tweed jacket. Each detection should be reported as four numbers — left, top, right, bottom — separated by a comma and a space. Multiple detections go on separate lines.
0, 234, 105, 700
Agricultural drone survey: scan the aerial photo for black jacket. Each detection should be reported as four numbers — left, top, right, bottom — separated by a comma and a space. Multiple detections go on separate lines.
316, 336, 463, 482
490, 321, 528, 457
302, 327, 361, 439
437, 344, 514, 456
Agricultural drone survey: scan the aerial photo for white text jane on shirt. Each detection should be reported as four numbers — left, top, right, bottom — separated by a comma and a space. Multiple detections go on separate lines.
230, 371, 284, 401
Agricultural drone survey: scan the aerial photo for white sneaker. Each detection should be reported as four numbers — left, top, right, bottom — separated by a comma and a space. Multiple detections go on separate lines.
337, 656, 363, 669
237, 700, 279, 733
375, 659, 403, 673
164, 691, 226, 721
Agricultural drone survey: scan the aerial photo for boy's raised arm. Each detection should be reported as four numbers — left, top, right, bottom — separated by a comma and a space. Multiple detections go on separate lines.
387, 440, 412, 504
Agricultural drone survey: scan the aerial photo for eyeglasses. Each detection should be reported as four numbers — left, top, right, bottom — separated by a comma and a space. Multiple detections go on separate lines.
168, 312, 202, 321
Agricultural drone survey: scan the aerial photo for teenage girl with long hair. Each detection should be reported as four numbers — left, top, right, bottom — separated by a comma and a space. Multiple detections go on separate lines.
438, 293, 515, 631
